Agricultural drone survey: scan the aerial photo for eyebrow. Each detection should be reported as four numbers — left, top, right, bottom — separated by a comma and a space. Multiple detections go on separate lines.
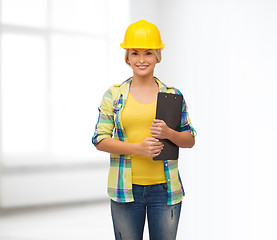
132, 49, 152, 52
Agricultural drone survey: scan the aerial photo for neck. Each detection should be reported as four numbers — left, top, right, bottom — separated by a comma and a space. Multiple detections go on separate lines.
131, 73, 156, 88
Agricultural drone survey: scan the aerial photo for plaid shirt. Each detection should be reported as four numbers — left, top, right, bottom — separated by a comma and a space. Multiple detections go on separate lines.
92, 77, 196, 205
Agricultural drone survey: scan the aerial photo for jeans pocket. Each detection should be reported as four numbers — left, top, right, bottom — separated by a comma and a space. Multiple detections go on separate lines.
161, 183, 168, 192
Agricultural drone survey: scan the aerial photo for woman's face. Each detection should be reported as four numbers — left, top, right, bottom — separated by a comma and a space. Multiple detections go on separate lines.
127, 49, 158, 78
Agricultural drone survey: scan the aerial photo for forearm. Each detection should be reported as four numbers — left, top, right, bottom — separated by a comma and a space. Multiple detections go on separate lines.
96, 137, 139, 155
167, 129, 195, 148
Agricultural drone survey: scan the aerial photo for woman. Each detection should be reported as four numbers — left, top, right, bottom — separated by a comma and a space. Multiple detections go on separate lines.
92, 20, 196, 240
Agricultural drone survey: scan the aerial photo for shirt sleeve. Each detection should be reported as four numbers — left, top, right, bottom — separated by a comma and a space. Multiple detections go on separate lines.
92, 87, 115, 146
177, 89, 197, 137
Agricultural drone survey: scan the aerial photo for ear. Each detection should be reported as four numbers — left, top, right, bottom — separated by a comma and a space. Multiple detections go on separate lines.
126, 58, 130, 65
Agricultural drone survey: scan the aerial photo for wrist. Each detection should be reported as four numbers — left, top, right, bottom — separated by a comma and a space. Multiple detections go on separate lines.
167, 128, 175, 141
132, 142, 141, 155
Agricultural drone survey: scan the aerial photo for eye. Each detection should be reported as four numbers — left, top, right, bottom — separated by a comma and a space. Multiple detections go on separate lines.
131, 52, 138, 55
146, 52, 152, 55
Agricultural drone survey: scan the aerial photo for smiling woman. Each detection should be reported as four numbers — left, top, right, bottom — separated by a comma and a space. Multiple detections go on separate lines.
91, 19, 196, 240
126, 49, 159, 80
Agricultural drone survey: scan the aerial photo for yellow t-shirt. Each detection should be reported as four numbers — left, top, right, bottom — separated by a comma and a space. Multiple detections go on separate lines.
121, 92, 166, 185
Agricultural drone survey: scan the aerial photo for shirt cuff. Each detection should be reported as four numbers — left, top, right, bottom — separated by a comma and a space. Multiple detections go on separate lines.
180, 124, 197, 137
92, 133, 112, 146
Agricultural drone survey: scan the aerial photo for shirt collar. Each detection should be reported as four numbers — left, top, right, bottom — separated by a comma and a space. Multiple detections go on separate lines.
119, 77, 168, 100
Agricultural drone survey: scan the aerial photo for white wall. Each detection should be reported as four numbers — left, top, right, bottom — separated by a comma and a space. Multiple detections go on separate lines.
1, 165, 108, 208
227, 1, 277, 239
132, 0, 277, 240
158, 1, 230, 239
0, 0, 131, 209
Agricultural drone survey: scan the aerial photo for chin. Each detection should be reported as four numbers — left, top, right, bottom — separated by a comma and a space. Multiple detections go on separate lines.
134, 70, 154, 77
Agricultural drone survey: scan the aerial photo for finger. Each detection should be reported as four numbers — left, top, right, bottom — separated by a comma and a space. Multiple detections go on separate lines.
150, 146, 163, 154
153, 144, 164, 151
151, 122, 162, 127
150, 127, 162, 132
153, 120, 167, 127
151, 132, 158, 137
152, 134, 162, 140
153, 149, 163, 155
149, 137, 162, 142
145, 137, 156, 142
152, 151, 162, 157
151, 140, 163, 146
152, 120, 164, 125
150, 126, 161, 131
153, 119, 164, 123
148, 137, 160, 142
156, 145, 164, 150
150, 145, 163, 152
152, 135, 161, 140
152, 126, 161, 132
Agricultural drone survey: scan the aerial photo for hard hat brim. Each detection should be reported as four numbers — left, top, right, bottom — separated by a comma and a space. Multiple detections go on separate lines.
120, 43, 165, 49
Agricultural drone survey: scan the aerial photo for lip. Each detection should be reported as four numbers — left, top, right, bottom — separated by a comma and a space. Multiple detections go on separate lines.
136, 65, 149, 70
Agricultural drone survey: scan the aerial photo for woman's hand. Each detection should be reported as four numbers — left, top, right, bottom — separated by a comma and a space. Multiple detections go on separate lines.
150, 119, 170, 139
136, 137, 164, 158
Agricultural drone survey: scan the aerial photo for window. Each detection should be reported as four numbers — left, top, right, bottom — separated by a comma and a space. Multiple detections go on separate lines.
0, 0, 130, 165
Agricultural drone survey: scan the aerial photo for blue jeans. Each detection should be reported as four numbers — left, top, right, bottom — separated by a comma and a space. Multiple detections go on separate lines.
110, 183, 182, 240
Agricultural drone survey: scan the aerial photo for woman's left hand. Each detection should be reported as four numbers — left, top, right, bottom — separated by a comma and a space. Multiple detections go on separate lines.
150, 119, 171, 139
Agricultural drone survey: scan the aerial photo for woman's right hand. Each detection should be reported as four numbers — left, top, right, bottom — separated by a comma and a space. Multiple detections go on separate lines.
136, 137, 164, 158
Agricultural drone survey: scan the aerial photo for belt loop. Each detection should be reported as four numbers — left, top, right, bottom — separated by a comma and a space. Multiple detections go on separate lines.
142, 186, 147, 201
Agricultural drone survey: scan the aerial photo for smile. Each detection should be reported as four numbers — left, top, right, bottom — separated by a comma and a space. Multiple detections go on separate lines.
136, 65, 149, 70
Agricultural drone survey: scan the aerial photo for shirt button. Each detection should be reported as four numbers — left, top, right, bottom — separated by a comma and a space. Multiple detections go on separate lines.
165, 164, 168, 166
168, 179, 170, 182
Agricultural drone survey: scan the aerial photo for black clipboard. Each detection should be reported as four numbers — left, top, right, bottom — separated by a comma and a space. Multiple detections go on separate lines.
153, 92, 183, 160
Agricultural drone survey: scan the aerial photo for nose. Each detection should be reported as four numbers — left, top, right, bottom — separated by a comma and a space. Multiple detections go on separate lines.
138, 54, 145, 63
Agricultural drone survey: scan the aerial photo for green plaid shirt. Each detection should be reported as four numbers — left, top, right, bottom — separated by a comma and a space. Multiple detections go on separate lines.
92, 77, 196, 205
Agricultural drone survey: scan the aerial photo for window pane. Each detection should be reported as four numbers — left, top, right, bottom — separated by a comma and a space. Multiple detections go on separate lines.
50, 34, 108, 159
1, 33, 48, 156
2, 0, 47, 27
51, 0, 108, 34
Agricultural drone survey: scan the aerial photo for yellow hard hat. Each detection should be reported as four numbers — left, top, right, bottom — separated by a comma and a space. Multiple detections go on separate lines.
120, 20, 165, 49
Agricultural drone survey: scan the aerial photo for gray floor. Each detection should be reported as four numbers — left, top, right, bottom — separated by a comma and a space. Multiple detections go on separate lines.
0, 200, 152, 240
0, 201, 119, 240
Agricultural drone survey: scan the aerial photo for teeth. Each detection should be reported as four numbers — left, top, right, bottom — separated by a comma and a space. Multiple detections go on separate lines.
137, 65, 148, 69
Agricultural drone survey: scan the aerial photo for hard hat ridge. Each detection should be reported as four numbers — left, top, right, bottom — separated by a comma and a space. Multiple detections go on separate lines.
120, 20, 165, 49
